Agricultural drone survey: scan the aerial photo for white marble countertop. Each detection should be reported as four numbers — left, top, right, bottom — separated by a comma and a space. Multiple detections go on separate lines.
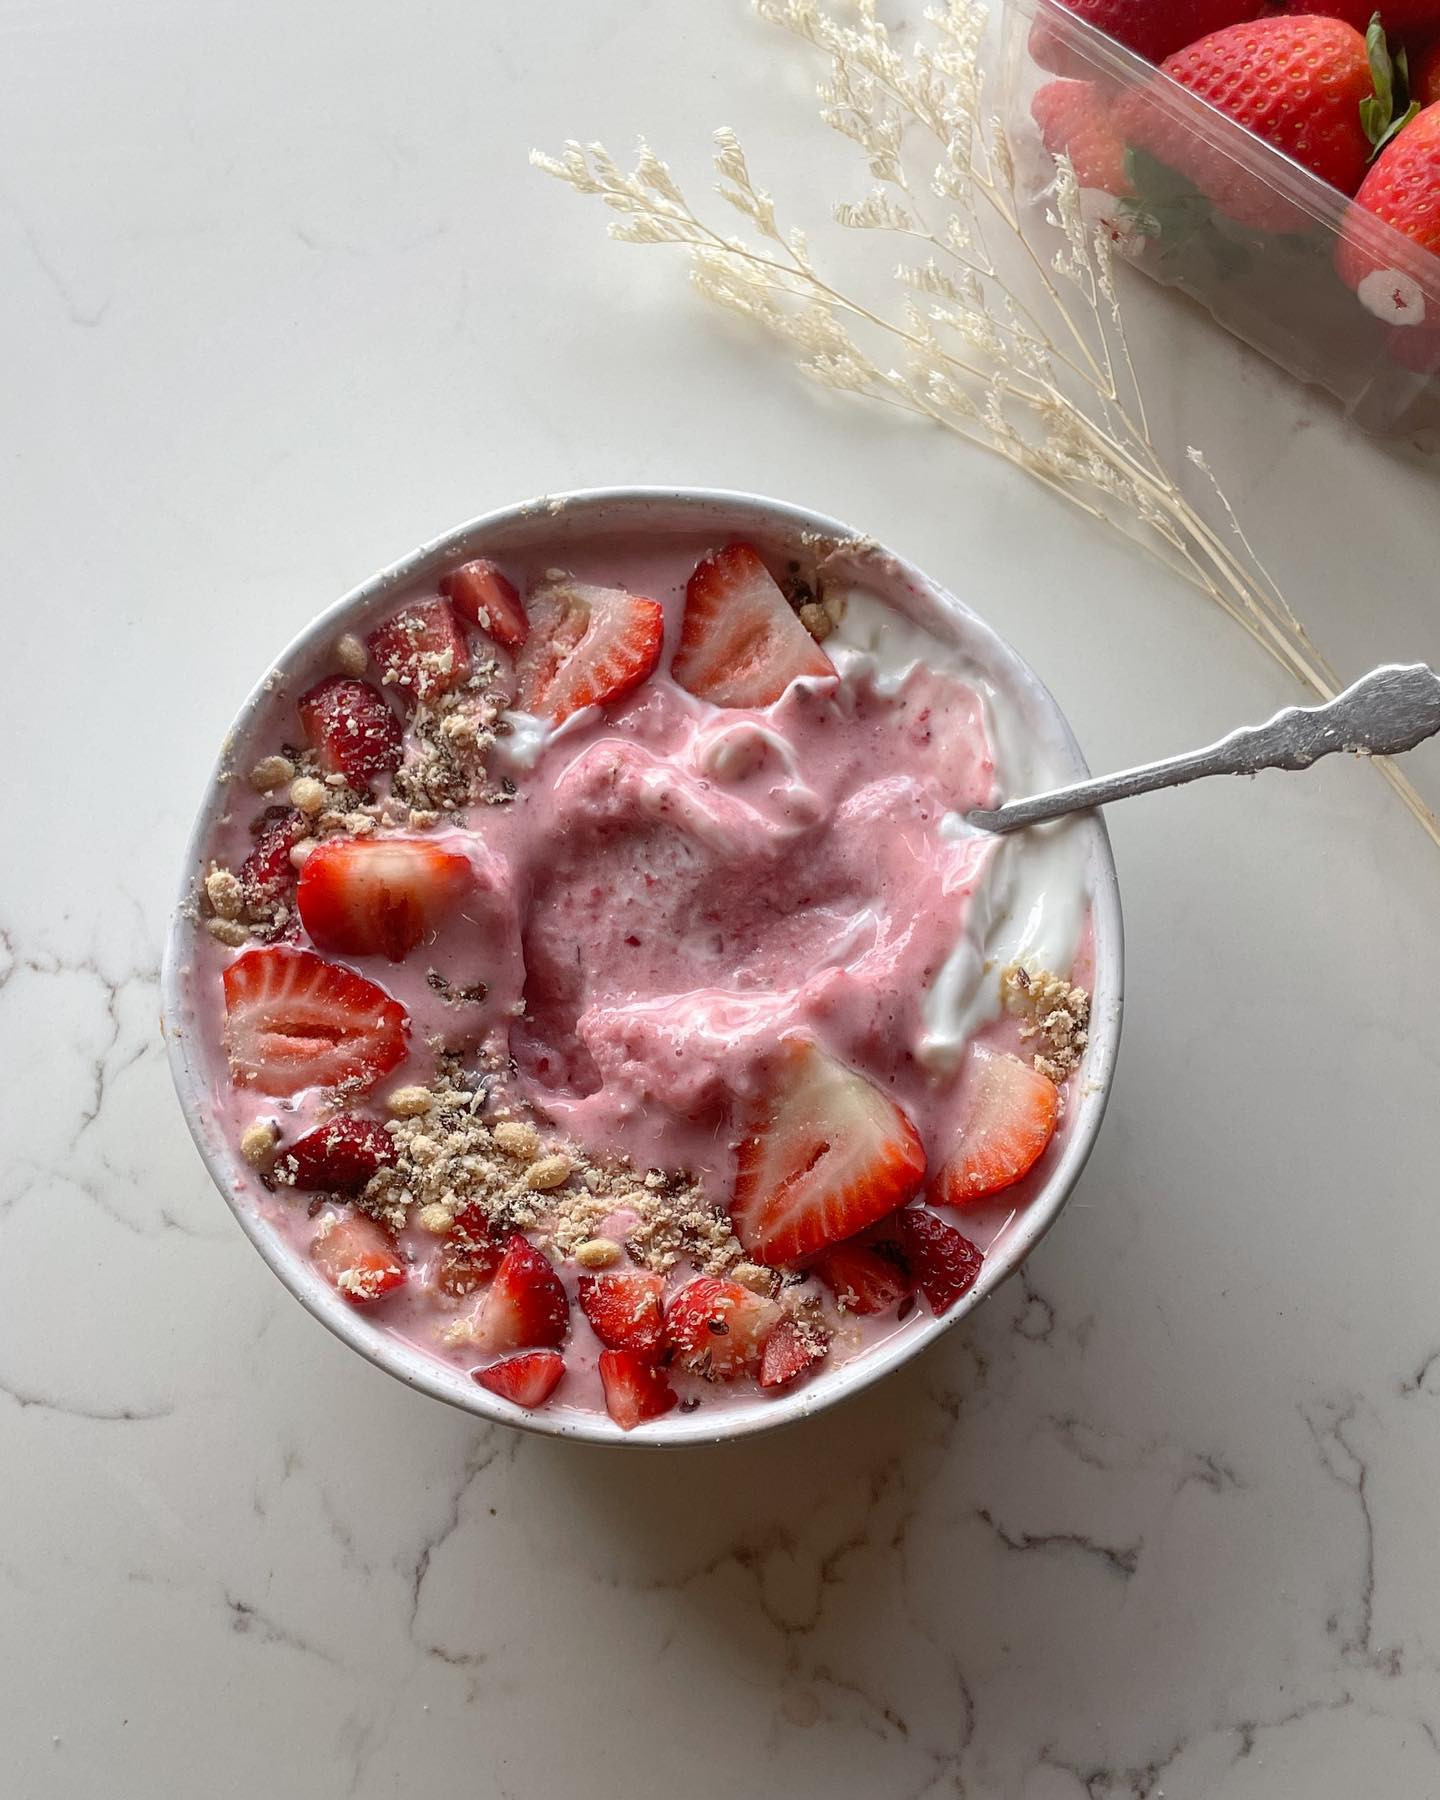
4, 3, 1440, 1795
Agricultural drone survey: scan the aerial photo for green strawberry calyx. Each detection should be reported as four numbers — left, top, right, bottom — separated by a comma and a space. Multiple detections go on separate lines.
1362, 13, 1420, 160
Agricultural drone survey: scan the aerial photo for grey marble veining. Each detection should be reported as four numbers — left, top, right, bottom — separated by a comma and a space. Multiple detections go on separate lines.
2, 2, 1439, 1796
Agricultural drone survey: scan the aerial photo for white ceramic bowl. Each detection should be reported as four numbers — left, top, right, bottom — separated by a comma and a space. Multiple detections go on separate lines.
162, 488, 1124, 1446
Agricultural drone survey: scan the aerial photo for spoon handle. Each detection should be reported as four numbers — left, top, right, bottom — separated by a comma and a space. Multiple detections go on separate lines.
969, 663, 1440, 835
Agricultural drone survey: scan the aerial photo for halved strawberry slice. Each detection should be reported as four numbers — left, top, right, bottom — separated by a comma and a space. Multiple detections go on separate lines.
813, 1241, 911, 1316
296, 836, 472, 963
475, 1234, 569, 1352
280, 1115, 396, 1191
513, 575, 663, 725
310, 1209, 406, 1304
759, 1313, 829, 1391
367, 600, 471, 704
239, 805, 307, 921
222, 946, 409, 1096
729, 1039, 926, 1266
672, 543, 834, 709
472, 1350, 565, 1408
664, 1276, 781, 1381
297, 676, 403, 785
433, 1203, 506, 1299
893, 1209, 983, 1317
441, 560, 529, 652
931, 1048, 1059, 1208
577, 1269, 665, 1354
598, 1348, 678, 1430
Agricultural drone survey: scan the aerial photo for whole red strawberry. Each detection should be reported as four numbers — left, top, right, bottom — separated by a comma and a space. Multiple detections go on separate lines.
1123, 16, 1380, 230
1031, 0, 1265, 73
1411, 36, 1440, 108
1283, 1, 1440, 31
1337, 103, 1440, 325
1031, 80, 1135, 196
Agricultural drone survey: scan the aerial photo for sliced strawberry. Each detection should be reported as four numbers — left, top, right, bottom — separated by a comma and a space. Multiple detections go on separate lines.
475, 1234, 569, 1352
433, 1203, 506, 1299
672, 543, 834, 709
893, 1209, 983, 1317
310, 1209, 406, 1304
664, 1276, 781, 1381
222, 945, 409, 1097
297, 676, 403, 785
932, 1048, 1060, 1208
296, 836, 472, 963
239, 805, 307, 922
598, 1348, 678, 1430
577, 1269, 665, 1354
759, 1313, 829, 1391
513, 575, 663, 725
367, 600, 471, 704
472, 1350, 565, 1408
441, 560, 529, 652
729, 1039, 926, 1266
279, 1115, 395, 1191
813, 1241, 911, 1316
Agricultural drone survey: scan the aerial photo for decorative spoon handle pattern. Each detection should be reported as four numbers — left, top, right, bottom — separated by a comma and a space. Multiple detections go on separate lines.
967, 664, 1440, 835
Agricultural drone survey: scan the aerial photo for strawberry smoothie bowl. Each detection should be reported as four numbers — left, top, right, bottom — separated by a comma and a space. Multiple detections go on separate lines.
162, 489, 1122, 1445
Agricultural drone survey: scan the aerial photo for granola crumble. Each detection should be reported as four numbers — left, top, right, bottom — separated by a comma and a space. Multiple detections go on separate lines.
353, 1067, 746, 1279
388, 648, 512, 816
249, 754, 296, 793
335, 632, 368, 676
1000, 962, 1091, 1082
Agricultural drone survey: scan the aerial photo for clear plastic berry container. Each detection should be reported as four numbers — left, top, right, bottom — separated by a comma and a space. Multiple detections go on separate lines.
999, 0, 1440, 432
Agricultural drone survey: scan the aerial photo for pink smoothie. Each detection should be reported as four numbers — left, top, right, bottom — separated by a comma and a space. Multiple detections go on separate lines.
183, 528, 1093, 1424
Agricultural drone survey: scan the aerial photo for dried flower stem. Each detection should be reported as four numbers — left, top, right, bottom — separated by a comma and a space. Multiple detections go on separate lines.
534, 0, 1438, 850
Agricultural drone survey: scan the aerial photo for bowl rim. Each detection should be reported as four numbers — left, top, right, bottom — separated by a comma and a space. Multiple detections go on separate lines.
161, 485, 1125, 1447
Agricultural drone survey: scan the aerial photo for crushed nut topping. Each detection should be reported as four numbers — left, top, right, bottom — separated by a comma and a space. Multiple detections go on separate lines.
239, 1119, 279, 1166
492, 1120, 539, 1162
386, 1085, 435, 1118
204, 867, 244, 920
289, 775, 327, 815
389, 646, 513, 816
574, 1236, 622, 1269
249, 754, 296, 793
335, 633, 368, 676
1001, 962, 1091, 1082
350, 1068, 744, 1278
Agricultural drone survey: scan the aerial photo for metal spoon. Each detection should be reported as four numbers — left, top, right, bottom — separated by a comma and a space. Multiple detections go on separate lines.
967, 663, 1440, 835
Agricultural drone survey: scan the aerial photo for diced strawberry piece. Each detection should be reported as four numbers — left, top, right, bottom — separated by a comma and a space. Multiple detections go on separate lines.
759, 1313, 829, 1391
475, 1234, 569, 1352
296, 836, 472, 963
813, 1242, 910, 1316
729, 1039, 926, 1266
893, 1209, 983, 1317
297, 676, 403, 785
367, 600, 471, 704
310, 1209, 406, 1305
472, 1350, 565, 1409
577, 1269, 665, 1354
932, 1049, 1060, 1207
433, 1203, 506, 1299
279, 1115, 395, 1191
441, 560, 529, 651
597, 1348, 678, 1430
239, 806, 307, 921
513, 575, 663, 725
672, 543, 834, 709
664, 1276, 781, 1381
222, 945, 409, 1097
